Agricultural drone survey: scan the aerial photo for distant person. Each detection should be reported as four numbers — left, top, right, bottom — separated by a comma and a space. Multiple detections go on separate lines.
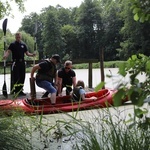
30, 54, 61, 105
72, 80, 97, 101
3, 32, 36, 96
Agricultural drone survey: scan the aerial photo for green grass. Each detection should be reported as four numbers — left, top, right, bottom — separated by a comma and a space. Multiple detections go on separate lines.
0, 112, 32, 150
0, 61, 127, 74
46, 106, 150, 150
71, 61, 126, 69
0, 104, 149, 149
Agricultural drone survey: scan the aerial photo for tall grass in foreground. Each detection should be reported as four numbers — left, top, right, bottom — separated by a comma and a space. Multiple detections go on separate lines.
48, 106, 150, 150
0, 112, 32, 150
0, 105, 150, 149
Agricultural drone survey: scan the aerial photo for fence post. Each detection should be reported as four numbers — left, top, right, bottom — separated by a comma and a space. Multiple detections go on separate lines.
88, 62, 92, 88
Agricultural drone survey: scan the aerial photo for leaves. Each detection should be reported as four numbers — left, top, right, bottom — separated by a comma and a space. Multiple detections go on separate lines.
94, 82, 105, 92
113, 88, 126, 106
134, 108, 148, 118
0, 0, 25, 19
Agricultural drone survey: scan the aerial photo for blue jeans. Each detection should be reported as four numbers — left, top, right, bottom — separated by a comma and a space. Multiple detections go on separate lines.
36, 80, 57, 94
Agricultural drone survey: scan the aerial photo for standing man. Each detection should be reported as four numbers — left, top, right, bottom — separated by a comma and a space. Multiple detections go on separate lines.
57, 60, 76, 96
30, 54, 61, 104
3, 32, 36, 96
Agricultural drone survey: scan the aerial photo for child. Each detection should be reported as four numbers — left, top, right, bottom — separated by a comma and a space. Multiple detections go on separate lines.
72, 80, 97, 101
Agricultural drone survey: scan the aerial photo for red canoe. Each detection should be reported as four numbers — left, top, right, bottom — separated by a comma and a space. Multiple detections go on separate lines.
0, 89, 123, 115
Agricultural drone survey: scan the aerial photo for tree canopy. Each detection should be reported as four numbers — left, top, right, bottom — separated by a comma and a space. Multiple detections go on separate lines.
0, 0, 25, 19
0, 0, 150, 61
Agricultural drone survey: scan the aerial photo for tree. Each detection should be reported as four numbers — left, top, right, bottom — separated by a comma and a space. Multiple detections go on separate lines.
61, 25, 78, 60
19, 13, 44, 59
118, 0, 150, 59
56, 5, 73, 26
42, 7, 63, 57
130, 0, 150, 23
0, 0, 25, 19
77, 0, 102, 59
100, 0, 124, 61
19, 13, 39, 37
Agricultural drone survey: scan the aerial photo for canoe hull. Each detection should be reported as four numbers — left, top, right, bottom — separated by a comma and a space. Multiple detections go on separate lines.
0, 89, 123, 115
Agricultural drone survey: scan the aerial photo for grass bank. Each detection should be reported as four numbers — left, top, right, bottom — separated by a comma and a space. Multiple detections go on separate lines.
73, 61, 126, 69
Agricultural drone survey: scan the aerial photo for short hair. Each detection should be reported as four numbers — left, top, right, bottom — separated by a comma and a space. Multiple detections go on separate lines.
76, 80, 85, 88
15, 32, 21, 36
64, 60, 72, 66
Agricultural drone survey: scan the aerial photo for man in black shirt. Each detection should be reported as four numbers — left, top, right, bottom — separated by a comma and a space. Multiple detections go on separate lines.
57, 60, 76, 96
3, 32, 36, 96
31, 54, 61, 104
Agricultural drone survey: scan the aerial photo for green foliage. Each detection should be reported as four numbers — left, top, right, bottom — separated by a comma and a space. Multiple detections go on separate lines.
130, 0, 150, 23
112, 54, 150, 131
44, 108, 150, 150
101, 0, 124, 61
114, 54, 150, 107
0, 0, 25, 19
1, 0, 149, 61
21, 31, 34, 53
0, 113, 32, 149
77, 0, 103, 59
73, 63, 89, 69
113, 88, 127, 106
61, 24, 78, 60
118, 0, 150, 59
18, 0, 150, 61
19, 13, 39, 37
73, 61, 126, 69
94, 82, 105, 91
42, 8, 63, 57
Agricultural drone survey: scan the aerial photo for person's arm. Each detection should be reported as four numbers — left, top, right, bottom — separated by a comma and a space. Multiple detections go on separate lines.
80, 89, 97, 101
57, 76, 63, 96
30, 64, 40, 80
72, 70, 76, 88
25, 51, 36, 57
81, 94, 97, 101
3, 49, 11, 60
72, 76, 76, 88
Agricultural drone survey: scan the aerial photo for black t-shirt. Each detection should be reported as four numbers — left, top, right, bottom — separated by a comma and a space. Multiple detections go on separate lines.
8, 41, 27, 60
38, 60, 53, 74
58, 68, 76, 85
36, 60, 57, 81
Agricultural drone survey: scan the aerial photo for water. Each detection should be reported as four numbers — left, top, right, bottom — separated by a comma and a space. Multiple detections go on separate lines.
0, 68, 146, 94
0, 68, 148, 149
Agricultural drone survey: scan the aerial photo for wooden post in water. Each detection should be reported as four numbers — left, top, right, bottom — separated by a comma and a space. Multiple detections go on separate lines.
88, 62, 92, 88
10, 64, 14, 94
100, 47, 105, 89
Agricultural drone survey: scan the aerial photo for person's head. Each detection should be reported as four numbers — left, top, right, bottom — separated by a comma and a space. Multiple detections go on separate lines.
64, 60, 72, 72
15, 32, 22, 42
76, 80, 85, 88
51, 54, 61, 64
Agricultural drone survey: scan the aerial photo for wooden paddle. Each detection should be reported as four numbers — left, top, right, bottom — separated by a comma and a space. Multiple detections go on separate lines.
2, 18, 8, 98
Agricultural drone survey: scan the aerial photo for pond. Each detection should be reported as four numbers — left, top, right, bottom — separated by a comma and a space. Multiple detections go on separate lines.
0, 68, 149, 150
0, 68, 146, 94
